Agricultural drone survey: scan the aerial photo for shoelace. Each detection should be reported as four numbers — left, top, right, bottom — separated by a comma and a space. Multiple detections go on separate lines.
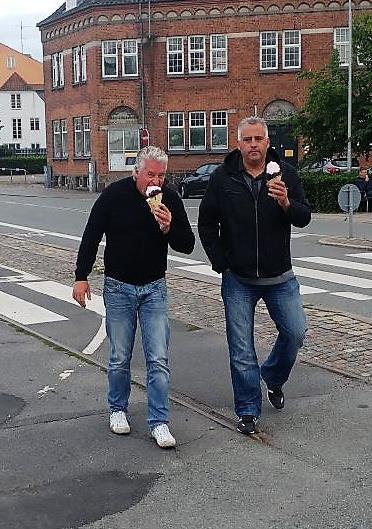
153, 425, 171, 440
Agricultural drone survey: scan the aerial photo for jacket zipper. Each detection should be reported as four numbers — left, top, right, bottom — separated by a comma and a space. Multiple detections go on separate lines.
230, 174, 260, 278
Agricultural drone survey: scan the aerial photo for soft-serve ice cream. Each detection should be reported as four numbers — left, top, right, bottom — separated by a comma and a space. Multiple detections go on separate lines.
146, 185, 163, 212
266, 161, 281, 181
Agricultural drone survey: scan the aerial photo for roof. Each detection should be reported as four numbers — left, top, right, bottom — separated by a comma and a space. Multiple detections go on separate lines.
0, 43, 44, 89
38, 0, 183, 27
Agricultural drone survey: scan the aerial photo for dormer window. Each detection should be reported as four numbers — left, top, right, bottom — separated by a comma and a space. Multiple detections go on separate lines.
7, 56, 16, 69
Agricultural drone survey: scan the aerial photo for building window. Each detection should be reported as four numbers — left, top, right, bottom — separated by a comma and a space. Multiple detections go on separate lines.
12, 118, 22, 139
210, 35, 228, 73
61, 119, 68, 158
189, 36, 206, 74
31, 143, 40, 151
102, 41, 118, 77
52, 51, 64, 87
108, 129, 140, 171
122, 40, 138, 76
283, 31, 301, 69
11, 93, 21, 109
189, 112, 206, 150
53, 121, 61, 157
168, 113, 185, 150
211, 111, 228, 149
74, 116, 91, 157
73, 45, 87, 83
7, 56, 16, 69
260, 32, 278, 70
167, 37, 184, 75
334, 28, 349, 66
30, 118, 40, 131
83, 116, 91, 156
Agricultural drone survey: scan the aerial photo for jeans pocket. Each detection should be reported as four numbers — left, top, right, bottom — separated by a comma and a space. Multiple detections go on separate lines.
104, 276, 121, 294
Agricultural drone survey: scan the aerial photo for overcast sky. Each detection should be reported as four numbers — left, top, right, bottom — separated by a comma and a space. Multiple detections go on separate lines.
0, 0, 63, 61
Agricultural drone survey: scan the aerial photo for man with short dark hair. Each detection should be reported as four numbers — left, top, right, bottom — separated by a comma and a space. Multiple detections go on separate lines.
73, 146, 195, 448
198, 116, 311, 435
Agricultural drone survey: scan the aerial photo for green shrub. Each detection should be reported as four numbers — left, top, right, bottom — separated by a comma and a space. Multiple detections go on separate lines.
0, 157, 46, 175
300, 171, 358, 213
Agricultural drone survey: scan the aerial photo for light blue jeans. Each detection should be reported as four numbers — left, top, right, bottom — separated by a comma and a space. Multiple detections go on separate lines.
221, 272, 307, 418
103, 276, 170, 428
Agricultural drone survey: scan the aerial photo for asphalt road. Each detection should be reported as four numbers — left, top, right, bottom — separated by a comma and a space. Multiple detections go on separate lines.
0, 186, 372, 317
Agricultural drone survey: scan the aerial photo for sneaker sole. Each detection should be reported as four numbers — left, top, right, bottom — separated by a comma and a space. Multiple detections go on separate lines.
236, 426, 255, 435
151, 435, 176, 449
110, 425, 131, 435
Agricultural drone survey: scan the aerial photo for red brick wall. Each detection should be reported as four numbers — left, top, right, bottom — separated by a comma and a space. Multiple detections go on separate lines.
40, 0, 370, 183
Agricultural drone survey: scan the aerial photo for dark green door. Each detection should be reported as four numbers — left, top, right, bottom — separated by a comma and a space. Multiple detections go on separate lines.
268, 124, 298, 168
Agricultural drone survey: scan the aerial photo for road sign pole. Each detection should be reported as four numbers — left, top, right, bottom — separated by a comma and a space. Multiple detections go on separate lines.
348, 185, 353, 238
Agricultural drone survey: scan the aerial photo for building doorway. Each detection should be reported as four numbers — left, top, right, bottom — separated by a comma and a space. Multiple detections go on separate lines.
263, 100, 298, 167
107, 107, 140, 172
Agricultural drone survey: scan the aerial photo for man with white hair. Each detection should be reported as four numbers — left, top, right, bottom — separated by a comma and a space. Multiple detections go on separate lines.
73, 146, 195, 448
198, 116, 311, 435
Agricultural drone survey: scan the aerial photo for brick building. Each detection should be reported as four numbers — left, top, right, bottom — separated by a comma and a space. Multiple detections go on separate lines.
38, 0, 371, 188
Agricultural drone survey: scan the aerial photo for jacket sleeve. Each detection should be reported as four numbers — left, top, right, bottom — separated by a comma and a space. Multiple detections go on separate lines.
198, 172, 228, 273
285, 166, 312, 228
75, 191, 108, 281
166, 192, 195, 254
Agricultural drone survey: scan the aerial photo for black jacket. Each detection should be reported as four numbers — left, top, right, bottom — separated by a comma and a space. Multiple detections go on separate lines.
198, 147, 311, 278
75, 177, 195, 285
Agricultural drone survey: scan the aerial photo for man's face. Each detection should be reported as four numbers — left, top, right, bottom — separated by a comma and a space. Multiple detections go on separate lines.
134, 159, 167, 196
237, 123, 270, 167
359, 169, 368, 180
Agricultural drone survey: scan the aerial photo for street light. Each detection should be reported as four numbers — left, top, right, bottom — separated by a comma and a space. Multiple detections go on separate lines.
347, 0, 353, 172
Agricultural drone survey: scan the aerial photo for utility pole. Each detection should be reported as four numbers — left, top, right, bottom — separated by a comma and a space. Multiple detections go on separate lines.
347, 0, 353, 171
21, 21, 24, 54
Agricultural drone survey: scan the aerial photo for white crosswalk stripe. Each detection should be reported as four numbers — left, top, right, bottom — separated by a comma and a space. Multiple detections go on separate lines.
294, 256, 372, 273
0, 290, 67, 325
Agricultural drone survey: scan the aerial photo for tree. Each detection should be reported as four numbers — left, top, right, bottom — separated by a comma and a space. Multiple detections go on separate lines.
291, 13, 372, 162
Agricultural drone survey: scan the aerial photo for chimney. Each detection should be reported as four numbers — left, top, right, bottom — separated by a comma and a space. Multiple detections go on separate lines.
66, 0, 78, 11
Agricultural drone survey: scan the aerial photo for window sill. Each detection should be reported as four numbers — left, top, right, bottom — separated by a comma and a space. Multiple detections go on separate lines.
72, 81, 87, 87
73, 156, 91, 160
168, 150, 228, 155
53, 157, 68, 161
167, 72, 228, 79
259, 68, 301, 74
52, 86, 65, 91
101, 76, 139, 81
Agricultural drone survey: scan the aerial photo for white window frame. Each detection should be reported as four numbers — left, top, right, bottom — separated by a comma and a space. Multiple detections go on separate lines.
168, 112, 185, 150
30, 118, 40, 131
81, 45, 87, 81
210, 34, 228, 73
11, 93, 21, 109
83, 116, 91, 156
260, 32, 278, 71
122, 39, 138, 77
61, 119, 68, 158
102, 40, 119, 78
52, 52, 64, 87
283, 30, 301, 69
189, 111, 206, 150
167, 37, 184, 75
53, 120, 62, 157
74, 117, 83, 157
211, 111, 228, 150
334, 27, 349, 66
12, 118, 22, 139
188, 36, 206, 74
72, 46, 81, 83
7, 56, 16, 69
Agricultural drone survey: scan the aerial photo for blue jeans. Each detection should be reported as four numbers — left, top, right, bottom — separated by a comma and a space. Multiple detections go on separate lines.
221, 272, 307, 418
103, 276, 170, 428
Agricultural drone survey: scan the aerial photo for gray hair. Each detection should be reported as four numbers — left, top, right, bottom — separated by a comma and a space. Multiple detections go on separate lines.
134, 146, 168, 171
237, 116, 269, 140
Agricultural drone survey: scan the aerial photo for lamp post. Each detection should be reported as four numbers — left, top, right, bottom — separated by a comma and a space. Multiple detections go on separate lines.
347, 0, 353, 171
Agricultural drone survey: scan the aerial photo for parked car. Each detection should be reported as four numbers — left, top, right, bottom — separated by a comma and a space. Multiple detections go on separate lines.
300, 157, 359, 175
178, 163, 221, 198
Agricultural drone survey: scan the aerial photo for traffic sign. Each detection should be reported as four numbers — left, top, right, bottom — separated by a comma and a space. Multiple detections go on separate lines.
338, 184, 361, 213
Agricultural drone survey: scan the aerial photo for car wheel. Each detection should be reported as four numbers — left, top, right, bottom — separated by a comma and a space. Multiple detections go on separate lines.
179, 184, 189, 199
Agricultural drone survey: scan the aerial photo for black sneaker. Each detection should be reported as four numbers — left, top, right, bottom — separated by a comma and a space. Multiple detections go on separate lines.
267, 386, 285, 410
237, 415, 257, 435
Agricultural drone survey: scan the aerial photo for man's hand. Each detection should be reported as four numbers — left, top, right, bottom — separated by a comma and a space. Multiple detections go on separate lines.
153, 203, 172, 234
72, 280, 91, 308
267, 179, 290, 211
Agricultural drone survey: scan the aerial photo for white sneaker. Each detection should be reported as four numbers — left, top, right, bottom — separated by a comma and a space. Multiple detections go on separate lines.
151, 424, 176, 448
110, 411, 130, 434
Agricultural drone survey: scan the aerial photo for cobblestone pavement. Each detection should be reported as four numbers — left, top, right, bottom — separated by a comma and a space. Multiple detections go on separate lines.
0, 232, 371, 384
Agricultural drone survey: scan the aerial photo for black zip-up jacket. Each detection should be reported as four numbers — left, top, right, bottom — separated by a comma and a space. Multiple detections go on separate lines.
75, 177, 195, 285
198, 147, 311, 278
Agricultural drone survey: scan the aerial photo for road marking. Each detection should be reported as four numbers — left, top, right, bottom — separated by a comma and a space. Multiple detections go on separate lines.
293, 266, 372, 289
168, 255, 203, 265
20, 281, 105, 315
347, 252, 372, 260
0, 291, 67, 325
299, 285, 328, 295
0, 264, 40, 281
0, 200, 90, 213
331, 292, 372, 301
294, 256, 372, 273
82, 317, 107, 355
177, 264, 221, 278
